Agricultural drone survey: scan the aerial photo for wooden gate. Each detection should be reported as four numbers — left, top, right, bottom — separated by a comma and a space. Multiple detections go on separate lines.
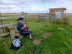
0, 12, 26, 37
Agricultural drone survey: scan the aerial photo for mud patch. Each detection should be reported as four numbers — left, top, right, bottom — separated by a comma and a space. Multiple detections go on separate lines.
42, 32, 51, 38
58, 27, 64, 30
33, 39, 41, 45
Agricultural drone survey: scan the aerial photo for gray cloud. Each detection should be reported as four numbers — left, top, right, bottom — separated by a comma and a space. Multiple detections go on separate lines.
0, 0, 72, 13
1, 0, 58, 5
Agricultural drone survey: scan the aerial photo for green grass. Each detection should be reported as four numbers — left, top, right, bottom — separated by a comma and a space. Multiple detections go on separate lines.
1, 15, 14, 17
0, 17, 72, 54
3, 19, 17, 24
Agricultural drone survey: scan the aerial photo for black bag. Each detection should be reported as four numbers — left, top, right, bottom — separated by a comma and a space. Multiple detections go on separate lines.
10, 36, 22, 50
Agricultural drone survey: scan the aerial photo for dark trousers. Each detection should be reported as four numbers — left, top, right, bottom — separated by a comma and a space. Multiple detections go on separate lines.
20, 28, 31, 35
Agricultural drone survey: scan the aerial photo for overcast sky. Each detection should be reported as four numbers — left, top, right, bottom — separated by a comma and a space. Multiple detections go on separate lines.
0, 0, 72, 13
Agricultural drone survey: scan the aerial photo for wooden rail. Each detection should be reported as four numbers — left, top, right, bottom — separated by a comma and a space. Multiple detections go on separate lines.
0, 32, 10, 36
0, 17, 21, 20
0, 12, 26, 38
0, 22, 25, 37
0, 22, 25, 28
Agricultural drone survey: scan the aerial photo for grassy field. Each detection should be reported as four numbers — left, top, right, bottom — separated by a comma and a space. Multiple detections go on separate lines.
0, 16, 72, 54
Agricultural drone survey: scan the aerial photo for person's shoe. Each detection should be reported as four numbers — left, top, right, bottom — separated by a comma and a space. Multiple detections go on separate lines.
30, 38, 34, 41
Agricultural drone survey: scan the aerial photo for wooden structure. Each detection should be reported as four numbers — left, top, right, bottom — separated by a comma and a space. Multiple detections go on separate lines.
0, 12, 26, 40
49, 8, 66, 18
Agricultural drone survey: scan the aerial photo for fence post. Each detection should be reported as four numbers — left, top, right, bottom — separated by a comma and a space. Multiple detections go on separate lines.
38, 15, 40, 22
0, 13, 3, 33
21, 12, 25, 22
25, 12, 27, 24
8, 27, 15, 40
47, 13, 49, 25
53, 14, 56, 23
21, 12, 27, 26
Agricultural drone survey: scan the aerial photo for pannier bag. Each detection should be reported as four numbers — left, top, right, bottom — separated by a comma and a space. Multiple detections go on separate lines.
10, 36, 22, 50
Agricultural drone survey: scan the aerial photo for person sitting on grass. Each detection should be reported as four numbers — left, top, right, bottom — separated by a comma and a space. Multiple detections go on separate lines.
17, 18, 34, 41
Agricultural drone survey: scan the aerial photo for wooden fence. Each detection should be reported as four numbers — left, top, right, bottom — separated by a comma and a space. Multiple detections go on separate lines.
0, 12, 26, 37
